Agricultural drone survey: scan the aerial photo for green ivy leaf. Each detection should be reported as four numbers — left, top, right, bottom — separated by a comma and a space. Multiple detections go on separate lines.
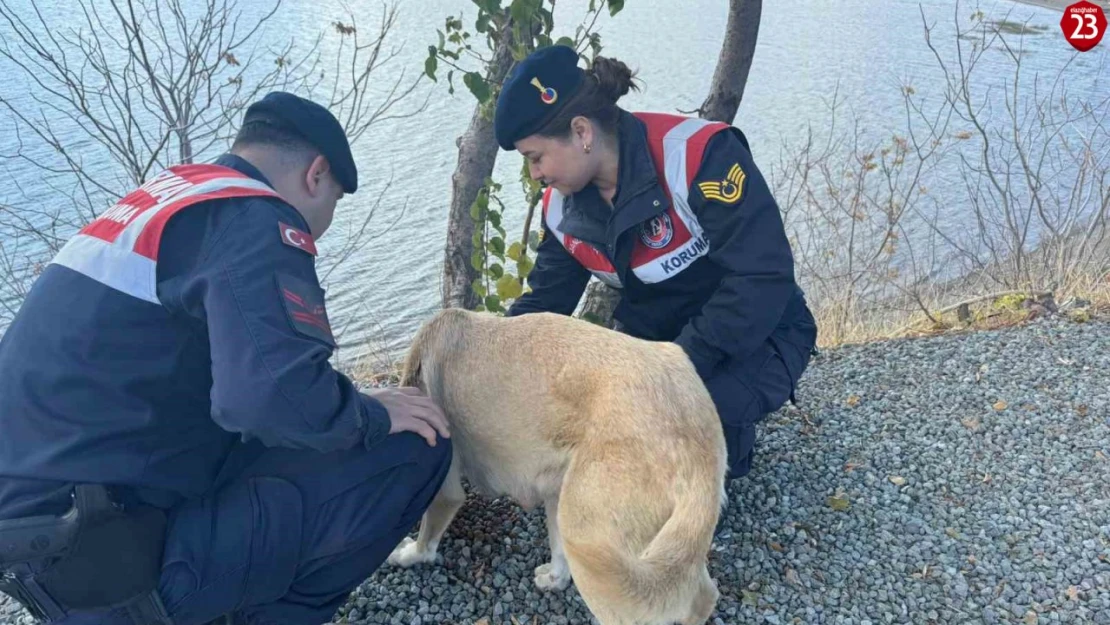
517, 253, 534, 278
471, 279, 487, 298
608, 0, 624, 16
485, 295, 503, 313
471, 250, 485, 271
541, 6, 554, 31
510, 42, 531, 62
496, 274, 524, 300
489, 211, 501, 229
490, 236, 505, 257
489, 263, 504, 279
588, 32, 602, 57
424, 54, 438, 81
473, 0, 500, 13
506, 241, 523, 261
555, 36, 575, 48
470, 190, 489, 222
463, 72, 491, 103
509, 0, 541, 25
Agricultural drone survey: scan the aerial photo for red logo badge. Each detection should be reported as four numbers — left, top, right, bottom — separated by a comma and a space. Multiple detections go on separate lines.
1062, 1, 1106, 52
639, 213, 674, 250
278, 222, 317, 256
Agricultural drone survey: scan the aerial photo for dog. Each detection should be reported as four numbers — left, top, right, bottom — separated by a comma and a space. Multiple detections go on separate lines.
386, 309, 727, 625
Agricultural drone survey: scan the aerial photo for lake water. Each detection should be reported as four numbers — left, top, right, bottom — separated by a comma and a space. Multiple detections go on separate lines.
0, 0, 1105, 366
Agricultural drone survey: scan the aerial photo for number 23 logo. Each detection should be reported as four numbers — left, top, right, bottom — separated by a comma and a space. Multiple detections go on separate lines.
1071, 12, 1100, 38
1061, 1, 1106, 52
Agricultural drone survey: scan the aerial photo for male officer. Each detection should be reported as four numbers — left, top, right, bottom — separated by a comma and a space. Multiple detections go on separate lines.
0, 92, 451, 625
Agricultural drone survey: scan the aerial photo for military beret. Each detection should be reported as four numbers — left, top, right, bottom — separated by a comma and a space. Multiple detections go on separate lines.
242, 92, 358, 194
494, 45, 586, 151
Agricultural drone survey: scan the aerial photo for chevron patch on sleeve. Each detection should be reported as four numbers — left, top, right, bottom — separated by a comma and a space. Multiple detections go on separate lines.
697, 163, 747, 205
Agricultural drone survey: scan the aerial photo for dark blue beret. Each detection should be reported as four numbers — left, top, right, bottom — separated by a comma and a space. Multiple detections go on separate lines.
242, 92, 358, 194
494, 45, 585, 151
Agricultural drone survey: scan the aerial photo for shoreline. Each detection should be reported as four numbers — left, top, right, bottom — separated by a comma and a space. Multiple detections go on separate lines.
1011, 0, 1109, 11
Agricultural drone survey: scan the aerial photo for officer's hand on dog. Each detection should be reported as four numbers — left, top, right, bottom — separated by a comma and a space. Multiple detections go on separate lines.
368, 387, 450, 446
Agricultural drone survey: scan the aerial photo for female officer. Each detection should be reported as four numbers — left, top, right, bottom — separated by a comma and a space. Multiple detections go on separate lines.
496, 45, 818, 480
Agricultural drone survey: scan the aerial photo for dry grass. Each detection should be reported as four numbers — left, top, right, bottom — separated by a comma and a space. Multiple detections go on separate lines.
812, 281, 1110, 350
776, 5, 1110, 351
348, 359, 403, 388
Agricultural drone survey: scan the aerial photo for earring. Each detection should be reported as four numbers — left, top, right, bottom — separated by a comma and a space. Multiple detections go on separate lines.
583, 144, 592, 154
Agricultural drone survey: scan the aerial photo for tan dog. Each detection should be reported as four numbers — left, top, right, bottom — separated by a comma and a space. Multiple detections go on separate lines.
386, 309, 727, 625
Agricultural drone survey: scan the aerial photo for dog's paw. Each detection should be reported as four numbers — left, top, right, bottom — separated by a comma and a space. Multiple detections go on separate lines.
387, 537, 436, 568
533, 562, 571, 591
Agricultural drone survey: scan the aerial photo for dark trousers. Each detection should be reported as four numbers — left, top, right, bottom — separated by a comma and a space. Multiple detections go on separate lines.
57, 432, 452, 625
704, 335, 811, 479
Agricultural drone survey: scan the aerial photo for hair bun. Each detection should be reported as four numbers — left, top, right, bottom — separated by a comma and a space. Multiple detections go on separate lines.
589, 56, 637, 104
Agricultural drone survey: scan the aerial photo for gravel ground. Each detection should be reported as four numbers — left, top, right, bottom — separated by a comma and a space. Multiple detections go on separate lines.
2, 313, 1108, 625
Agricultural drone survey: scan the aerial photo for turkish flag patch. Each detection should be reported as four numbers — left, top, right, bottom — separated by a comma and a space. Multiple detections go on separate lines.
278, 222, 317, 255
276, 272, 335, 347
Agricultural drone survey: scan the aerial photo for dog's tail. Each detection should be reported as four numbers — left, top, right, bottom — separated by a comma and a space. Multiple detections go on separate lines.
399, 326, 426, 388
399, 322, 427, 389
399, 308, 469, 392
564, 458, 725, 610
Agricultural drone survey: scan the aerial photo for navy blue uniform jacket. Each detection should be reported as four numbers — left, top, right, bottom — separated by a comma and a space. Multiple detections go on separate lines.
0, 155, 391, 519
508, 111, 816, 386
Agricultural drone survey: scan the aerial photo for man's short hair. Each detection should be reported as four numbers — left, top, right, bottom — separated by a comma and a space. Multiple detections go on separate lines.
231, 121, 320, 159
236, 92, 359, 193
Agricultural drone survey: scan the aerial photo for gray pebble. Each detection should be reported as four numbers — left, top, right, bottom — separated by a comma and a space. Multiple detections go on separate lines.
3, 317, 1106, 625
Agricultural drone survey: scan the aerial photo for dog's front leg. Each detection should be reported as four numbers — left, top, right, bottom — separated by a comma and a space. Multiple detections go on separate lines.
533, 494, 571, 591
388, 457, 464, 568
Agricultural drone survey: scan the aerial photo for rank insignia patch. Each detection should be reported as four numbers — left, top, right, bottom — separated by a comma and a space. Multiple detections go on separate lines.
698, 163, 747, 205
276, 272, 335, 347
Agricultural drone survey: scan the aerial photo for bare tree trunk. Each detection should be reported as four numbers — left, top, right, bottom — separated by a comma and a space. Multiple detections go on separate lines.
441, 21, 519, 310
700, 0, 762, 123
578, 280, 622, 328
576, 0, 762, 326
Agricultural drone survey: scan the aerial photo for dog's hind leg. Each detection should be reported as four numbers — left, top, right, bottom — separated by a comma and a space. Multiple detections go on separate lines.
678, 566, 718, 625
534, 493, 571, 591
388, 457, 465, 568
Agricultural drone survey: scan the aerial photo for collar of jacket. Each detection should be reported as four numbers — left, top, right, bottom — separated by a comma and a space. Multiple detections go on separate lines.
212, 153, 314, 235
559, 110, 670, 249
214, 153, 275, 188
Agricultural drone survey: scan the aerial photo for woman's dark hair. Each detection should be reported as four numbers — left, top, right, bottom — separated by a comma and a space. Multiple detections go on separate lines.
534, 56, 640, 141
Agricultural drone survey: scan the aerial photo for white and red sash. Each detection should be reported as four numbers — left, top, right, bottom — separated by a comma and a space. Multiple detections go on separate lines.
541, 113, 730, 288
50, 164, 282, 304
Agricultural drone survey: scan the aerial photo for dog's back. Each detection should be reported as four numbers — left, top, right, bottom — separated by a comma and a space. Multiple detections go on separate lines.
402, 309, 727, 624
